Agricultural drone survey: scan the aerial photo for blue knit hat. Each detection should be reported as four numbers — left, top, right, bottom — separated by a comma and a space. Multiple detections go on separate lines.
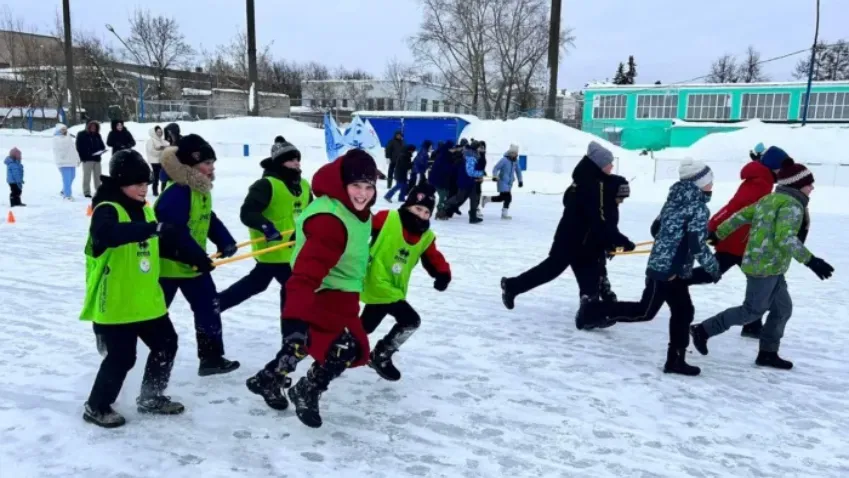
761, 146, 790, 171
753, 142, 766, 155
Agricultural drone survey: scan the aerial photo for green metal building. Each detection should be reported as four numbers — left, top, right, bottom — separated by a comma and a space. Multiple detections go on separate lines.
581, 80, 849, 150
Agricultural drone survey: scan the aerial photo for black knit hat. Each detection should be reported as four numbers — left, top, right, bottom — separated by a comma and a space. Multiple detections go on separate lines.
270, 141, 301, 166
402, 183, 437, 213
176, 134, 216, 167
340, 149, 378, 186
109, 149, 151, 187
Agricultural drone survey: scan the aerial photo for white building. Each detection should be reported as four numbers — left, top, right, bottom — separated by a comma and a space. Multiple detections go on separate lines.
301, 79, 473, 114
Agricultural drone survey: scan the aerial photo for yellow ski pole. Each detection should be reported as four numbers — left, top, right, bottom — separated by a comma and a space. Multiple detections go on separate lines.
212, 241, 295, 267
208, 229, 294, 259
612, 249, 651, 256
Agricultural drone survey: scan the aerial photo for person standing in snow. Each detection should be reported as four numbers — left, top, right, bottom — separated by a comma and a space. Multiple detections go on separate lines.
482, 144, 523, 220
429, 141, 456, 217
688, 145, 791, 339
75, 120, 106, 198
145, 125, 169, 196
442, 141, 486, 223
474, 141, 488, 216
53, 123, 80, 200
384, 130, 404, 189
410, 139, 433, 187
361, 183, 451, 381
80, 150, 208, 428
106, 119, 136, 153
576, 159, 719, 376
595, 174, 632, 304
5, 147, 24, 207
385, 144, 416, 203
155, 134, 240, 377
159, 123, 182, 186
500, 142, 634, 313
217, 141, 312, 325
690, 161, 833, 371
246, 150, 379, 428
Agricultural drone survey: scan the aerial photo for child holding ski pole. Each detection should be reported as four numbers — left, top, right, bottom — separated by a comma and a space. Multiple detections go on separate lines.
361, 183, 451, 381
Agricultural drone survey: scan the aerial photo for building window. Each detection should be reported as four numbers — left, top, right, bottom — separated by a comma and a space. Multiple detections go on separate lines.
331, 99, 337, 108
740, 93, 790, 120
685, 93, 731, 120
387, 98, 394, 110
432, 100, 440, 112
321, 99, 329, 108
443, 101, 451, 113
421, 99, 428, 112
367, 98, 375, 110
454, 103, 461, 114
376, 98, 385, 111
592, 95, 627, 119
342, 99, 348, 108
799, 92, 849, 120
636, 94, 678, 119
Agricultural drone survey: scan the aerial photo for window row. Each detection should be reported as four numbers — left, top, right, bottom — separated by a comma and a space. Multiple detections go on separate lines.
801, 92, 849, 120
306, 98, 471, 114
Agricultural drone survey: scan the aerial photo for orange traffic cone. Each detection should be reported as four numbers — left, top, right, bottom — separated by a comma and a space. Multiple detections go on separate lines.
6, 210, 15, 224
86, 204, 93, 217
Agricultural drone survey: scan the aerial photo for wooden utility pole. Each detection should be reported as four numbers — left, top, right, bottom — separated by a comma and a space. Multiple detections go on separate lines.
62, 0, 78, 125
246, 0, 259, 116
545, 0, 562, 120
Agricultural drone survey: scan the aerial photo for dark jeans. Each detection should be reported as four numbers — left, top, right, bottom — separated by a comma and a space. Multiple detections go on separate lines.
218, 263, 291, 332
87, 316, 178, 411
361, 301, 422, 351
490, 191, 513, 209
160, 274, 225, 361
385, 180, 408, 202
387, 162, 396, 189
151, 164, 162, 195
445, 185, 481, 218
9, 183, 22, 206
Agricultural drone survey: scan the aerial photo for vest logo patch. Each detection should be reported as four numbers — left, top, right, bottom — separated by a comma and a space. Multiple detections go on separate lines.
392, 248, 410, 275
139, 258, 151, 273
293, 200, 303, 215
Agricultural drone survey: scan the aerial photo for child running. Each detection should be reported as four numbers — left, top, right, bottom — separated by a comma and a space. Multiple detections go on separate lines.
482, 144, 523, 220
361, 183, 451, 381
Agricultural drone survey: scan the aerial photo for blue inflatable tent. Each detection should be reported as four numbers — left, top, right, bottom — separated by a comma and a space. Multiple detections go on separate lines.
353, 112, 473, 149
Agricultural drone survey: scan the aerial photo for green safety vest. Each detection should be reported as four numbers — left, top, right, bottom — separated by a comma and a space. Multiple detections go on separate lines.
362, 210, 434, 304
290, 195, 371, 293
248, 177, 310, 264
156, 182, 212, 279
80, 202, 168, 324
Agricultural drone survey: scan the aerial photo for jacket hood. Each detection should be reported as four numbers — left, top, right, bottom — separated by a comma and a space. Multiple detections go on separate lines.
311, 159, 373, 221
572, 155, 607, 183
85, 120, 100, 133
160, 146, 213, 193
53, 123, 67, 136
4, 156, 16, 165
740, 160, 775, 183
110, 119, 124, 131
148, 127, 162, 141
667, 179, 708, 206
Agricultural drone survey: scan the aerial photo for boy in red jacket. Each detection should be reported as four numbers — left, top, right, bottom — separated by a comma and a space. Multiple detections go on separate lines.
246, 149, 379, 428
689, 145, 791, 338
361, 183, 451, 381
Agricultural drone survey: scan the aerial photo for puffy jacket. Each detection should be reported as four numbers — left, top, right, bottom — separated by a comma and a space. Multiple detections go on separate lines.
106, 120, 136, 152
5, 156, 23, 185
492, 156, 522, 192
413, 140, 432, 175
145, 128, 169, 164
709, 161, 774, 257
428, 143, 454, 189
456, 149, 483, 189
75, 121, 106, 162
53, 124, 80, 167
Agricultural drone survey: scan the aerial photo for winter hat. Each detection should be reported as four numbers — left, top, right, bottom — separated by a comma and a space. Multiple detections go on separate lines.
753, 142, 766, 155
274, 135, 286, 144
458, 138, 469, 148
761, 146, 791, 171
402, 183, 437, 214
54, 123, 67, 136
8, 147, 21, 160
777, 159, 814, 190
340, 149, 378, 186
270, 141, 300, 165
587, 141, 614, 170
507, 144, 519, 156
109, 150, 151, 187
609, 175, 630, 199
679, 158, 714, 189
176, 134, 216, 167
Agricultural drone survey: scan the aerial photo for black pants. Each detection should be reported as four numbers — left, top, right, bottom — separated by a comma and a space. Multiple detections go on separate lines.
87, 316, 178, 411
387, 162, 396, 189
591, 278, 695, 349
688, 252, 741, 285
490, 192, 513, 209
218, 263, 291, 332
445, 185, 480, 219
507, 251, 601, 300
9, 183, 22, 206
598, 257, 617, 302
151, 164, 162, 195
160, 274, 225, 361
361, 301, 421, 351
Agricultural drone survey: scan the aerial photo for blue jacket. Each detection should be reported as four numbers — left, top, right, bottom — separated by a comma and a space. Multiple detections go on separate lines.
457, 150, 483, 189
428, 144, 453, 189
154, 184, 235, 262
413, 141, 432, 175
646, 180, 719, 281
492, 156, 522, 192
4, 156, 23, 185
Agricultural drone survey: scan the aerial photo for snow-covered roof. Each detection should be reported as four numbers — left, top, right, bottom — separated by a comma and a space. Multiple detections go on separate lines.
181, 87, 288, 98
353, 110, 479, 123
585, 80, 849, 91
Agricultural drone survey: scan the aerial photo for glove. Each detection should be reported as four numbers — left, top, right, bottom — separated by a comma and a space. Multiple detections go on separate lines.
261, 223, 282, 242
606, 250, 616, 261
706, 231, 720, 246
492, 177, 498, 182
621, 240, 636, 252
194, 257, 216, 274
433, 275, 451, 291
218, 243, 238, 259
806, 256, 834, 280
152, 222, 175, 239
518, 181, 523, 188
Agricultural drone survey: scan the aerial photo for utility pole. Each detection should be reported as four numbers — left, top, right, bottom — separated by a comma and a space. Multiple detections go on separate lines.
801, 0, 821, 126
246, 0, 259, 116
545, 0, 562, 120
62, 0, 78, 125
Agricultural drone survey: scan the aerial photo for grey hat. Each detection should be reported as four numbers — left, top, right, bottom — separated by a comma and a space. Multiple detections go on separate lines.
271, 141, 300, 163
587, 141, 614, 170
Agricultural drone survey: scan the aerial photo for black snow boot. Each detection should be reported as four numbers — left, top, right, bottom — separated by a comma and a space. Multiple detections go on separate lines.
690, 324, 710, 355
83, 402, 126, 428
369, 342, 401, 382
136, 395, 185, 415
663, 347, 701, 376
755, 351, 793, 370
198, 357, 241, 377
246, 369, 291, 410
501, 277, 516, 310
469, 214, 483, 224
741, 319, 763, 339
575, 296, 615, 330
287, 375, 326, 428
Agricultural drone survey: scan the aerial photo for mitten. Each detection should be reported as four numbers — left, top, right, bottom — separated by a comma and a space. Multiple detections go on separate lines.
706, 231, 720, 246
218, 243, 238, 259
518, 181, 523, 188
621, 240, 636, 252
433, 275, 451, 291
194, 257, 216, 274
806, 256, 834, 280
261, 223, 282, 242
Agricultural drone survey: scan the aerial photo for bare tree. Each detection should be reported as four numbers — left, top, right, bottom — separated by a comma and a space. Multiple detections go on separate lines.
126, 9, 195, 98
706, 54, 739, 83
793, 40, 849, 81
737, 46, 769, 83
335, 67, 374, 80
342, 81, 374, 110
385, 57, 417, 108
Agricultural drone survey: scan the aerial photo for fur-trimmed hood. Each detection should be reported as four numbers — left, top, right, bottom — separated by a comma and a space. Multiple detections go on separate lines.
160, 146, 213, 193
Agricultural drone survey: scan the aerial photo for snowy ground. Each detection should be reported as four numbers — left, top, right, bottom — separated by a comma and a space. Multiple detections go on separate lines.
2, 151, 849, 478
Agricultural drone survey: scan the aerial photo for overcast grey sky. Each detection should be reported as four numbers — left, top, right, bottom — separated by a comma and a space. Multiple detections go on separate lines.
6, 0, 849, 90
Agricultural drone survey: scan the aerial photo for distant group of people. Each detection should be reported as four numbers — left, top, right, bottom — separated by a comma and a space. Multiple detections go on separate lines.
383, 130, 523, 223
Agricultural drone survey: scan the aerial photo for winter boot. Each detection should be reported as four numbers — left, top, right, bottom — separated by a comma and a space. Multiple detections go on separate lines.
83, 402, 126, 428
469, 214, 483, 224
741, 319, 763, 339
689, 324, 710, 355
663, 347, 701, 376
501, 208, 512, 220
369, 341, 402, 381
246, 369, 292, 410
755, 351, 793, 370
481, 196, 490, 208
287, 374, 326, 428
575, 296, 615, 330
136, 395, 185, 415
198, 357, 241, 376
435, 209, 448, 220
501, 277, 516, 310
